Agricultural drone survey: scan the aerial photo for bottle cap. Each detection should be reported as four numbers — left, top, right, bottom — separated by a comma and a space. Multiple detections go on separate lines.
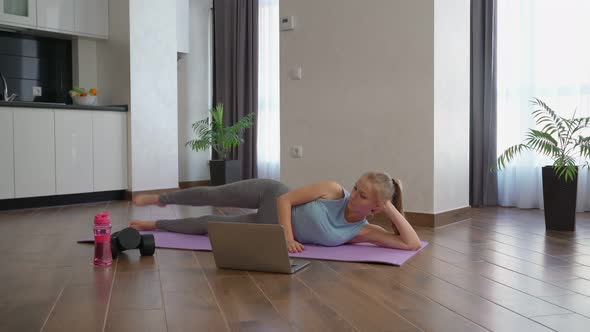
94, 212, 111, 225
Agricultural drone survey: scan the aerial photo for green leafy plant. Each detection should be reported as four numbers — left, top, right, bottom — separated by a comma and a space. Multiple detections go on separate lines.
186, 103, 255, 160
495, 98, 590, 182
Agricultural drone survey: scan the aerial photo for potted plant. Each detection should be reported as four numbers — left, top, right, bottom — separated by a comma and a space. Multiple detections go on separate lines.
186, 103, 255, 186
495, 98, 590, 231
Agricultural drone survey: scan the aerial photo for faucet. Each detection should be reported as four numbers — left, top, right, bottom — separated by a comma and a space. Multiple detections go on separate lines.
0, 72, 17, 102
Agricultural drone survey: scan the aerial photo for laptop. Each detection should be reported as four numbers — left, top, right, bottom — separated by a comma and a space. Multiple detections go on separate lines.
208, 221, 310, 274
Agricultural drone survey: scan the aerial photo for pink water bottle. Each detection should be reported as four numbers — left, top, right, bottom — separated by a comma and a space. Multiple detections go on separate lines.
93, 212, 113, 266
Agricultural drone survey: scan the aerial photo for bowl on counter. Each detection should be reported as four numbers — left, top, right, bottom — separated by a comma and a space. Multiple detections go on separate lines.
72, 95, 97, 106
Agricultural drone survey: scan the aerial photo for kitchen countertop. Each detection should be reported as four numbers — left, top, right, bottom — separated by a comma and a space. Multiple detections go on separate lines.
0, 101, 128, 112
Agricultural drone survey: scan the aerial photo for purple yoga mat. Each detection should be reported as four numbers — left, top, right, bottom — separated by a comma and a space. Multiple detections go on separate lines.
79, 231, 428, 266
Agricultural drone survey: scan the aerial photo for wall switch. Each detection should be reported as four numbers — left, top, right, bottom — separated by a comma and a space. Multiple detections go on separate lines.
291, 145, 303, 158
280, 16, 295, 31
289, 66, 303, 80
32, 86, 42, 97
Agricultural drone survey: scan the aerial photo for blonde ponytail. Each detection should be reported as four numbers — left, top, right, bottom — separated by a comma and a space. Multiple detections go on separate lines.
391, 178, 404, 216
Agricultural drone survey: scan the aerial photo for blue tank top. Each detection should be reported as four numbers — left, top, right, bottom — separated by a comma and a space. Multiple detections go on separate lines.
291, 189, 368, 246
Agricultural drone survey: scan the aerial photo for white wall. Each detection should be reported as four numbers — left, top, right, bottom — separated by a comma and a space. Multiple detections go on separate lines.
128, 0, 179, 191
178, 0, 212, 182
433, 0, 470, 213
73, 0, 182, 192
72, 38, 98, 90
280, 0, 436, 213
96, 0, 130, 107
95, 0, 131, 188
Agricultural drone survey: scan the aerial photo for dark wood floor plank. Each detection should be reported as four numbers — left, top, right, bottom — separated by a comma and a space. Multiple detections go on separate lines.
410, 240, 482, 265
416, 228, 495, 255
115, 251, 158, 273
549, 263, 590, 280
295, 261, 421, 331
108, 270, 162, 311
539, 294, 590, 318
322, 261, 488, 332
476, 249, 577, 281
157, 249, 229, 332
548, 278, 590, 297
162, 290, 229, 332
479, 241, 575, 267
374, 263, 555, 331
0, 303, 55, 332
532, 313, 590, 332
420, 227, 577, 278
0, 264, 71, 332
470, 221, 590, 256
408, 235, 577, 299
156, 247, 201, 271
561, 254, 590, 266
407, 254, 571, 317
105, 309, 167, 332
453, 259, 575, 297
42, 283, 112, 332
104, 201, 131, 230
195, 251, 293, 332
40, 236, 116, 332
249, 270, 358, 332
104, 267, 167, 332
429, 223, 578, 269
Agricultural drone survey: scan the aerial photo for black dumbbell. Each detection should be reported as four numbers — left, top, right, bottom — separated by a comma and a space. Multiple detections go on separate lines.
110, 227, 156, 258
139, 234, 155, 256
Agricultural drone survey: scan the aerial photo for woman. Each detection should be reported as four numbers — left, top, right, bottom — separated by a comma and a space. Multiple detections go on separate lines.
130, 171, 422, 253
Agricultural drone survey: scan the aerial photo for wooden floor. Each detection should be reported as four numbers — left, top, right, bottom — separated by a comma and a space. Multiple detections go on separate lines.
1, 202, 590, 332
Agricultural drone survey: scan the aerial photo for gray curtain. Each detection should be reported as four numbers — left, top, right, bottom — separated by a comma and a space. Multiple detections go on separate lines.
470, 0, 498, 206
212, 0, 258, 179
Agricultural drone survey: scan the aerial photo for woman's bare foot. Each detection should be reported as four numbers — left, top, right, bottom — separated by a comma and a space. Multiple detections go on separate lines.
132, 194, 166, 207
129, 220, 157, 231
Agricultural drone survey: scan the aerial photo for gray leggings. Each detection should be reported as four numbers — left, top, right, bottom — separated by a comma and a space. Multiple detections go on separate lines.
155, 178, 290, 234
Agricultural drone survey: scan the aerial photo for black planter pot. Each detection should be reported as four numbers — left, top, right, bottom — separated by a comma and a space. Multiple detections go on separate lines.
542, 166, 578, 231
209, 160, 242, 186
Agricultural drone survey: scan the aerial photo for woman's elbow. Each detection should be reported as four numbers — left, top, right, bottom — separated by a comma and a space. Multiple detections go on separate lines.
408, 239, 422, 250
276, 195, 292, 209
276, 194, 287, 204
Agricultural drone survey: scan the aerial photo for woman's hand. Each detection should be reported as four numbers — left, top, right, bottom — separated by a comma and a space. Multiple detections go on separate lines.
381, 201, 422, 250
287, 239, 305, 253
382, 200, 399, 215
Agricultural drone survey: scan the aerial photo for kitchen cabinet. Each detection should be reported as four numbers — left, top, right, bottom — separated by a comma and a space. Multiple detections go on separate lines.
55, 110, 93, 195
75, 0, 108, 38
0, 106, 127, 201
36, 0, 75, 33
0, 0, 108, 39
0, 109, 14, 199
93, 111, 127, 191
177, 0, 189, 53
0, 0, 36, 28
13, 109, 55, 198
